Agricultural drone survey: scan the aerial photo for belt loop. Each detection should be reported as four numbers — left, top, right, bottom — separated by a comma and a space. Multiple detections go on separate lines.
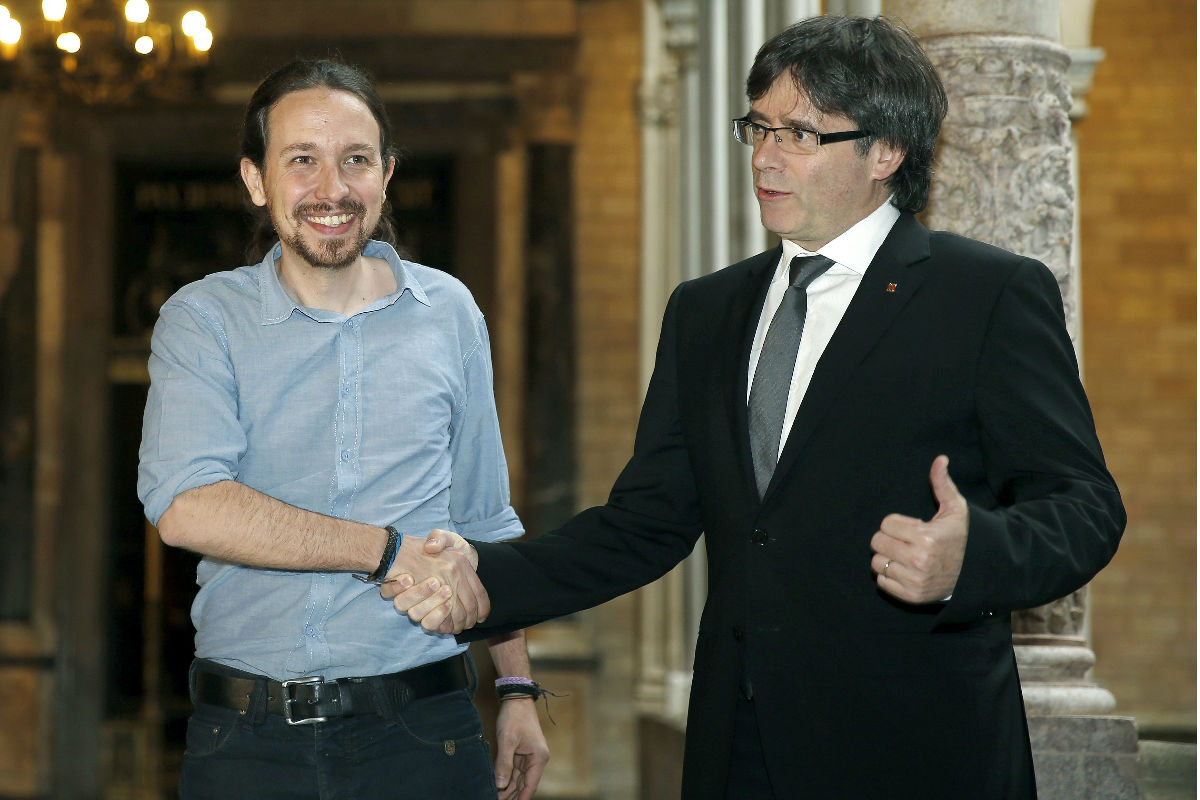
250, 676, 273, 725
188, 658, 201, 700
463, 651, 478, 696
370, 676, 404, 723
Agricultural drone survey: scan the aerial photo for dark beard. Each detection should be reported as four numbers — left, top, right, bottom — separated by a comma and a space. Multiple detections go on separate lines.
280, 200, 372, 270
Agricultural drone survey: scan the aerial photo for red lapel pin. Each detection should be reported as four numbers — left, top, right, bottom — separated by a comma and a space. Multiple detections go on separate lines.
886, 282, 898, 293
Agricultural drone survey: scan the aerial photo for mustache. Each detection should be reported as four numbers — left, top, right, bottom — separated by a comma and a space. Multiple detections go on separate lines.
293, 200, 367, 218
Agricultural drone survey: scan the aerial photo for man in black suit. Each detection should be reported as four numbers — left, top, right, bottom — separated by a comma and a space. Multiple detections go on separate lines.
387, 15, 1124, 799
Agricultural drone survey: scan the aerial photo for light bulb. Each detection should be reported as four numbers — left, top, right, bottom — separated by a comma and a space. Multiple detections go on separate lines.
192, 27, 212, 51
56, 31, 80, 53
134, 35, 153, 54
125, 0, 149, 24
42, 0, 67, 23
181, 10, 205, 37
0, 18, 20, 46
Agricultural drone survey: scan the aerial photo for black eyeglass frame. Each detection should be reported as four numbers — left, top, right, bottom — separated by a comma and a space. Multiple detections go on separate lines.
731, 117, 872, 151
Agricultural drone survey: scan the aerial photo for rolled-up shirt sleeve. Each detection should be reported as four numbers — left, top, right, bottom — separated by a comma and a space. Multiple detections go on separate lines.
138, 298, 245, 526
447, 312, 524, 543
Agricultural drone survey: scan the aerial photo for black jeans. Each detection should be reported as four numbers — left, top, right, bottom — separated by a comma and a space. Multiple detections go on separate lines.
179, 660, 496, 800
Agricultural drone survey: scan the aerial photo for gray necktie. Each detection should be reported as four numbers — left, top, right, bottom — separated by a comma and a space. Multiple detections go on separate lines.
748, 254, 834, 497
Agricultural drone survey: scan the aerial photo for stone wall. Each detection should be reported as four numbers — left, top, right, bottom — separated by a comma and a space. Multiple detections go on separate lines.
1079, 0, 1196, 735
572, 2, 645, 798
575, 0, 644, 510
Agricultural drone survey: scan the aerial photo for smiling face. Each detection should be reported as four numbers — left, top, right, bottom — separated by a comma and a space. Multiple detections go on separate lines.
240, 87, 395, 272
749, 76, 903, 251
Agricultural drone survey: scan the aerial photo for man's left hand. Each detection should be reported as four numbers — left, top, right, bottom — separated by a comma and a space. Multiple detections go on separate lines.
870, 455, 968, 604
494, 697, 550, 800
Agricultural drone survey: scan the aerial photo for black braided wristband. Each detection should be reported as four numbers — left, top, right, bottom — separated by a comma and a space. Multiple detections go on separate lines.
496, 682, 542, 701
495, 678, 565, 724
355, 525, 400, 584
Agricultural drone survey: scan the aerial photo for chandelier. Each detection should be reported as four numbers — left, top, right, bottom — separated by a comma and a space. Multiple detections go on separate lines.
0, 1, 213, 104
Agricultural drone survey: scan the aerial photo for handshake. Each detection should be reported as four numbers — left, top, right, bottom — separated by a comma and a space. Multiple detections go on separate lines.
379, 529, 489, 635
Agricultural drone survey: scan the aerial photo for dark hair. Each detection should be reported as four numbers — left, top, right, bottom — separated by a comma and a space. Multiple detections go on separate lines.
239, 58, 400, 263
746, 15, 946, 214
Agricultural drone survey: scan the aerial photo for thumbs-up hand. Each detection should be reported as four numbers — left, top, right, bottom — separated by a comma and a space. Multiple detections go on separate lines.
870, 455, 969, 604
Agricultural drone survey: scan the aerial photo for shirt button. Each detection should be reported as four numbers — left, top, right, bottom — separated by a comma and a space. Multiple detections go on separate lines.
750, 528, 768, 545
732, 626, 744, 642
341, 449, 353, 461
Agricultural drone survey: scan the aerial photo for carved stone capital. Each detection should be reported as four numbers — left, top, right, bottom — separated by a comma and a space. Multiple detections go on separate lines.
661, 0, 699, 60
1012, 587, 1088, 638
638, 67, 680, 128
1066, 46, 1105, 121
924, 36, 1076, 326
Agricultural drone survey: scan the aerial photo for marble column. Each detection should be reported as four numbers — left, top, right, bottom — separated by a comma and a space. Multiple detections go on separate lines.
886, 1, 1139, 797
635, 0, 698, 722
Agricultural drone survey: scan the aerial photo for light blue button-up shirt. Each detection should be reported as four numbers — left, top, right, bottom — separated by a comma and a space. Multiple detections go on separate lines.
138, 240, 523, 680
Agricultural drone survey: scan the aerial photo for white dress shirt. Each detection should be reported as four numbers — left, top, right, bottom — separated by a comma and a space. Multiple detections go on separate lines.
747, 201, 902, 458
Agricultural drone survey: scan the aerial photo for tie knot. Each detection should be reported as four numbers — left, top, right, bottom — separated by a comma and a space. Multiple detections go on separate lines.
789, 254, 834, 290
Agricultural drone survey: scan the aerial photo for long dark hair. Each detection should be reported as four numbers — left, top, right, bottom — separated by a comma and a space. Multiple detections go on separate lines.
746, 16, 947, 214
239, 58, 400, 263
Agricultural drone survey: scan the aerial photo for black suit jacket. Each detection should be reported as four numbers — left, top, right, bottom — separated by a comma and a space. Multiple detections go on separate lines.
463, 214, 1124, 799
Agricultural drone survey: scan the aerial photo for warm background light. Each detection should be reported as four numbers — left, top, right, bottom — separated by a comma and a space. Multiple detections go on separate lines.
0, 0, 210, 102
180, 10, 204, 37
0, 17, 19, 45
124, 0, 149, 24
55, 31, 79, 53
42, 0, 67, 23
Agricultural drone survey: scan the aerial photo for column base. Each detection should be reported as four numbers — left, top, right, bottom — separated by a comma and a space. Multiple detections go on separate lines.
1028, 715, 1142, 800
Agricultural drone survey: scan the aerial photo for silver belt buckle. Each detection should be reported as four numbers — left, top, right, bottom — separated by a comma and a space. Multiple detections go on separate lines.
281, 676, 328, 725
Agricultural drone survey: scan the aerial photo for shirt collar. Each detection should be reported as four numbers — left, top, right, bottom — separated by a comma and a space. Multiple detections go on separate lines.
780, 199, 901, 277
258, 239, 432, 325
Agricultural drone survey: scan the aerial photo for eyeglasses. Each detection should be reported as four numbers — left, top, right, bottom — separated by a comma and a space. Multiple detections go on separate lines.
731, 117, 871, 156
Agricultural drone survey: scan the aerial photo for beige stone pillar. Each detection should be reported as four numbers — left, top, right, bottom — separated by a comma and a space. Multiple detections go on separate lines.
635, 0, 699, 721
886, 1, 1139, 797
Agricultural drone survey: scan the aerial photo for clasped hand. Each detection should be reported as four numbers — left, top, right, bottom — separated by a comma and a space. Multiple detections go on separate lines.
380, 530, 490, 634
870, 455, 969, 604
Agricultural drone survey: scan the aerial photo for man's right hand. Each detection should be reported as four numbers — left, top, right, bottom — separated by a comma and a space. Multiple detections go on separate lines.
381, 530, 489, 634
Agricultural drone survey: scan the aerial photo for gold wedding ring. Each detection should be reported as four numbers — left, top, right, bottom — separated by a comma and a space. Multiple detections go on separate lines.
883, 560, 891, 578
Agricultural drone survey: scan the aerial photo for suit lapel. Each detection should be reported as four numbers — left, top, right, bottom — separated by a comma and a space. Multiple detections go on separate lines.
720, 246, 781, 494
765, 215, 933, 499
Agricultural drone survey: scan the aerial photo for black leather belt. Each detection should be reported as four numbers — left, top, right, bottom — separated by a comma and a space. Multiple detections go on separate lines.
193, 653, 472, 725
